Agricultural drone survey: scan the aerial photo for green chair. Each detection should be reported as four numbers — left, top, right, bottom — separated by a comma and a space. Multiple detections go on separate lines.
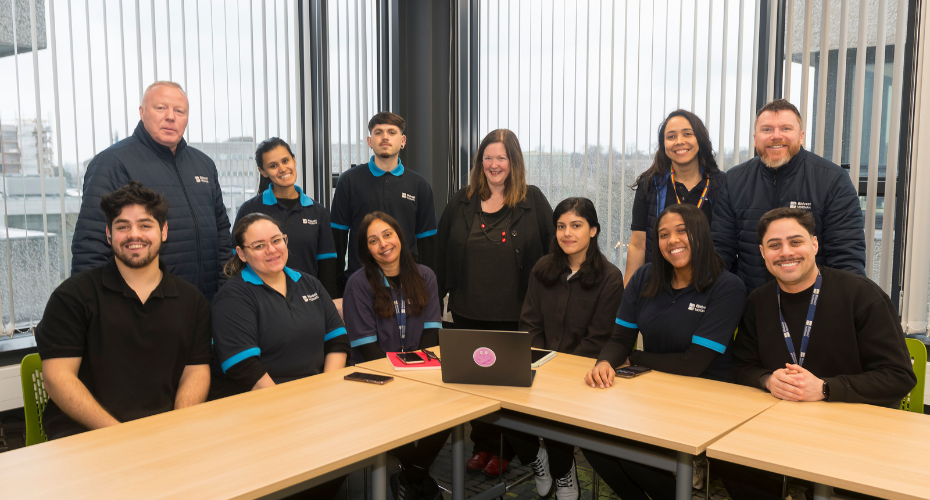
900, 338, 927, 413
20, 353, 48, 446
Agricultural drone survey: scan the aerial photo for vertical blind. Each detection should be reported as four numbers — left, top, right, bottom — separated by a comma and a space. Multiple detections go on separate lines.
0, 0, 300, 337
472, 0, 910, 304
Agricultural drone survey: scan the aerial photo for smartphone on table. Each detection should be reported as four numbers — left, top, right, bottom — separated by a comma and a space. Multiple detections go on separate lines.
344, 372, 394, 384
396, 351, 426, 364
615, 365, 652, 378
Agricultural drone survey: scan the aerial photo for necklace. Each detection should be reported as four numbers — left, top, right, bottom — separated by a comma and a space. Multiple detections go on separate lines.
477, 207, 512, 244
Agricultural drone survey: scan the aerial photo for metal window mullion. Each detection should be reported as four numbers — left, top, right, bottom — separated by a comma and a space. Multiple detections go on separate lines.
196, 0, 204, 144
220, 1, 233, 208
831, 0, 850, 164
334, 0, 342, 172
733, 0, 745, 167
864, 0, 889, 278
29, 0, 52, 305
355, 0, 364, 164
799, 0, 812, 136
848, 0, 870, 188
518, 0, 522, 136
263, 0, 270, 139
167, 0, 172, 80
236, 0, 248, 209
583, 0, 591, 194
274, 2, 281, 136
784, 0, 794, 101
286, 0, 292, 146
620, 0, 628, 264
766, 0, 777, 102
593, 0, 602, 206
677, 0, 682, 109
813, 0, 831, 156
5, 0, 22, 330
250, 0, 259, 191
49, 0, 71, 278
181, 0, 188, 92
102, 0, 114, 146
68, 1, 84, 200
879, 0, 909, 290
210, 1, 218, 159
718, 0, 728, 165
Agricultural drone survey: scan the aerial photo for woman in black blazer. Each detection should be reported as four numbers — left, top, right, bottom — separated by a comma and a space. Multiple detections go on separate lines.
436, 128, 554, 476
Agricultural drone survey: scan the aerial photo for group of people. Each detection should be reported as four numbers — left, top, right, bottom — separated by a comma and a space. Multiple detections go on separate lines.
32, 80, 917, 500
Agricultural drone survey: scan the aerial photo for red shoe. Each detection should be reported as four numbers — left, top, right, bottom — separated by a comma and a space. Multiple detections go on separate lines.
466, 451, 492, 471
482, 455, 510, 477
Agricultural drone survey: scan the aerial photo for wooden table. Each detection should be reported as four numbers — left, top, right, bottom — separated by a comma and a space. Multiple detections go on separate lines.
360, 349, 778, 499
707, 400, 930, 500
0, 367, 499, 500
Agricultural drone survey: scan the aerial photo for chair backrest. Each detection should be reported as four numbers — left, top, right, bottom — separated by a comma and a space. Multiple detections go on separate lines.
900, 338, 927, 413
20, 353, 48, 446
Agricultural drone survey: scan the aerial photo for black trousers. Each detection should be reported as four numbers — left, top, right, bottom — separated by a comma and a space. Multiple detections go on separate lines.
392, 428, 453, 475
506, 431, 575, 478
583, 449, 676, 500
451, 312, 519, 460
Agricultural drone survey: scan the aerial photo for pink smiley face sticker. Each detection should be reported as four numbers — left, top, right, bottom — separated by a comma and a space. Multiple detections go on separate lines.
473, 347, 496, 367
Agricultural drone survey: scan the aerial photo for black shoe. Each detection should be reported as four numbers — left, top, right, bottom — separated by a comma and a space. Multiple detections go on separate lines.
415, 475, 442, 500
390, 471, 415, 500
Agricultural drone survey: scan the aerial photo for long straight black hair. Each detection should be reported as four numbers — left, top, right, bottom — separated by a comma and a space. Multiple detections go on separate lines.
642, 203, 724, 298
534, 197, 605, 290
357, 211, 429, 318
632, 109, 720, 188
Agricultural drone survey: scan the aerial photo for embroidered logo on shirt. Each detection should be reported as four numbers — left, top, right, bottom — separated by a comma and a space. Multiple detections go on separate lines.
688, 303, 706, 313
789, 201, 812, 210
194, 176, 209, 183
303, 293, 319, 302
303, 219, 318, 225
402, 193, 416, 202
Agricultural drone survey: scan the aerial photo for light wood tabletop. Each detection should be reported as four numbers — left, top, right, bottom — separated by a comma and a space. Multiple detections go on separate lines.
707, 400, 930, 500
358, 348, 778, 454
0, 367, 499, 500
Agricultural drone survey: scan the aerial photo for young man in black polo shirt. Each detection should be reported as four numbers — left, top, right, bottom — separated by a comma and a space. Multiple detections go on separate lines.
37, 181, 212, 440
724, 207, 915, 499
330, 112, 438, 293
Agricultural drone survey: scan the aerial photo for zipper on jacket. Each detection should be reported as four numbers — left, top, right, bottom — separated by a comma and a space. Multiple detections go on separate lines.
172, 156, 204, 290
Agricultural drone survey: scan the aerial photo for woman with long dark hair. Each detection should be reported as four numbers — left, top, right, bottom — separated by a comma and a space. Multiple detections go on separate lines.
342, 211, 446, 500
506, 197, 624, 499
212, 213, 349, 499
624, 110, 724, 286
436, 129, 554, 475
583, 203, 745, 500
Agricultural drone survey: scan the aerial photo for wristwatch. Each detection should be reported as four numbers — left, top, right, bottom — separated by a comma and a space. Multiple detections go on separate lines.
821, 380, 830, 401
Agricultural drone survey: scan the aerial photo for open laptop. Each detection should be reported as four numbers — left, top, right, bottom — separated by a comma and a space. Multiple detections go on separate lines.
439, 329, 536, 387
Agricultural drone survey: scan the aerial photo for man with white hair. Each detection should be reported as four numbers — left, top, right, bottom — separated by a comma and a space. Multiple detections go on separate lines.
72, 81, 233, 300
711, 99, 865, 292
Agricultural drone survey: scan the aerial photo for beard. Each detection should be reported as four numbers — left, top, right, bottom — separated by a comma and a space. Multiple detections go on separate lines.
112, 238, 161, 269
757, 141, 802, 168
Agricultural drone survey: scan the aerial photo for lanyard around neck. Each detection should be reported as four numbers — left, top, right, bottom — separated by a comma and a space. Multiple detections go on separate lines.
669, 168, 709, 208
775, 269, 822, 367
387, 283, 408, 351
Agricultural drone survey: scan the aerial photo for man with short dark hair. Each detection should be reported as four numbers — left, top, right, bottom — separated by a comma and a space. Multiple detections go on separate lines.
38, 181, 212, 439
712, 99, 865, 292
724, 207, 915, 500
330, 112, 438, 295
72, 81, 233, 300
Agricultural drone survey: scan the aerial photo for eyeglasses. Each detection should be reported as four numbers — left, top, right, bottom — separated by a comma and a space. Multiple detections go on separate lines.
244, 234, 288, 253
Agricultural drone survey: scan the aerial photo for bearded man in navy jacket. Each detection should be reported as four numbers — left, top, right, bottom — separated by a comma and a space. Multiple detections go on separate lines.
72, 81, 233, 300
711, 99, 865, 291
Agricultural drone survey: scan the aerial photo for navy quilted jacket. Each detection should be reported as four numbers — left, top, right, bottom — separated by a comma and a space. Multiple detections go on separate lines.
71, 121, 233, 300
711, 148, 866, 292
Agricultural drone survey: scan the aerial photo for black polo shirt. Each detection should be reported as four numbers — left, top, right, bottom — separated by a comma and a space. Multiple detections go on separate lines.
35, 258, 213, 440
212, 265, 349, 387
613, 264, 745, 381
234, 185, 337, 278
330, 157, 438, 280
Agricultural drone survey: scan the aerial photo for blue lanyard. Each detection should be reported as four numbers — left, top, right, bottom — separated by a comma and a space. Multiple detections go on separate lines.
388, 284, 408, 351
775, 269, 822, 367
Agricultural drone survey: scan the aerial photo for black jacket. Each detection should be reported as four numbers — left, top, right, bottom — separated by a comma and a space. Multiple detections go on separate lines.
71, 121, 233, 300
637, 169, 725, 264
711, 148, 865, 291
732, 266, 916, 408
437, 185, 554, 303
